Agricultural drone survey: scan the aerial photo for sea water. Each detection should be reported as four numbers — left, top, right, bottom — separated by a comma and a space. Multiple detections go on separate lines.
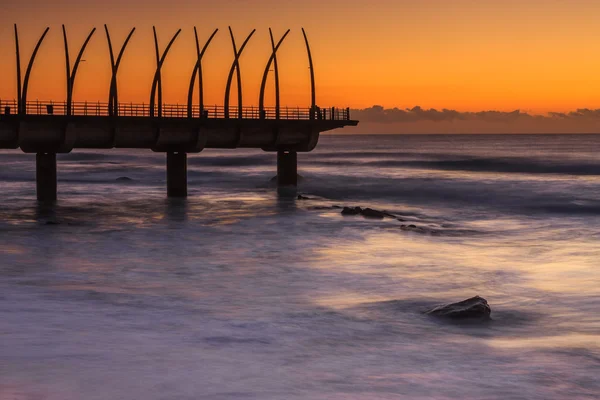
1, 134, 599, 399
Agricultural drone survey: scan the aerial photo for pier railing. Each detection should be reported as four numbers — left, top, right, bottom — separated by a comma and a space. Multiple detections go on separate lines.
0, 99, 351, 121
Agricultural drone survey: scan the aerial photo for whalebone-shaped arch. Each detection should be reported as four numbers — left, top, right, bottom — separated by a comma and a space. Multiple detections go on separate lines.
302, 28, 316, 119
62, 25, 96, 116
150, 27, 182, 118
14, 25, 50, 115
187, 28, 218, 118
224, 27, 256, 119
259, 28, 290, 119
105, 25, 136, 116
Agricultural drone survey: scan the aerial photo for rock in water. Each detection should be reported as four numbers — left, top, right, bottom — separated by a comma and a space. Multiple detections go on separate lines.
361, 208, 386, 219
116, 177, 133, 182
341, 206, 362, 216
426, 296, 491, 320
297, 195, 311, 200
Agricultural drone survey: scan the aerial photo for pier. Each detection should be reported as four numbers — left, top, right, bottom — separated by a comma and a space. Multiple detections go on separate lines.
0, 25, 358, 201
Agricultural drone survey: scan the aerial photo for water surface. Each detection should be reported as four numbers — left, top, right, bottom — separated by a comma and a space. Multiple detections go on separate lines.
1, 134, 599, 399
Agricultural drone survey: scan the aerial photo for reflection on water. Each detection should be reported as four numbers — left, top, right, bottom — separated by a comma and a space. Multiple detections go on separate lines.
165, 198, 188, 223
1, 135, 600, 399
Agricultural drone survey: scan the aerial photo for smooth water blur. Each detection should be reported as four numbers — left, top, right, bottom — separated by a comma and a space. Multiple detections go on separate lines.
1, 134, 599, 399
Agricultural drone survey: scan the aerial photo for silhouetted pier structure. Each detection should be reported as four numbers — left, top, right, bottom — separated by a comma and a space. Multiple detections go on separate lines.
0, 25, 358, 201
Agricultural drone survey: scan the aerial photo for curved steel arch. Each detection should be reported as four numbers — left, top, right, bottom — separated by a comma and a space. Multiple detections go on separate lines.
301, 28, 316, 119
62, 25, 97, 116
224, 27, 256, 119
259, 28, 290, 119
187, 27, 218, 118
149, 27, 182, 118
14, 25, 22, 112
15, 25, 50, 115
105, 25, 136, 116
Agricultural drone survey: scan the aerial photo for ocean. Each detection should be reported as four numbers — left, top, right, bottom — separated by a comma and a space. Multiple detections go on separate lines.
1, 134, 599, 399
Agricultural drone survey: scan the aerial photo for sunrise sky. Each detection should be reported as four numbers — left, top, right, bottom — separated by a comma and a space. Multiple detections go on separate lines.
2, 0, 600, 132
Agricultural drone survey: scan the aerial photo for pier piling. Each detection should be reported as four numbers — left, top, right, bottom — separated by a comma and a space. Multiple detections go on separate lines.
36, 152, 57, 202
167, 152, 187, 197
277, 150, 297, 186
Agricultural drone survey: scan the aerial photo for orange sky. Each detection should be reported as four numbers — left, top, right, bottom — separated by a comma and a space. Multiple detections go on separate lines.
1, 0, 600, 114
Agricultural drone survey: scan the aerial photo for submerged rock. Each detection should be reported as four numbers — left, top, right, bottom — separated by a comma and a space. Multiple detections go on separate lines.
341, 206, 362, 216
297, 195, 311, 200
340, 205, 400, 220
361, 208, 386, 219
426, 296, 491, 320
116, 177, 133, 182
400, 224, 438, 235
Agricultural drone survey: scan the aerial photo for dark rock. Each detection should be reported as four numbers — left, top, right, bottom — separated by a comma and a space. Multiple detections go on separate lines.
400, 224, 437, 235
426, 296, 491, 320
297, 195, 311, 200
382, 211, 399, 219
361, 208, 386, 219
341, 206, 362, 216
116, 177, 133, 182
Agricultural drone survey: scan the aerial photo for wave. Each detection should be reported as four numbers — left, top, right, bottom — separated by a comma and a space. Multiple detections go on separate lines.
529, 203, 600, 215
307, 156, 600, 176
189, 154, 271, 167
370, 158, 600, 175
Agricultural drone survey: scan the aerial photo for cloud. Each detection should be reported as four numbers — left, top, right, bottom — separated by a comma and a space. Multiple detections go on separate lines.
343, 106, 600, 134
350, 105, 539, 124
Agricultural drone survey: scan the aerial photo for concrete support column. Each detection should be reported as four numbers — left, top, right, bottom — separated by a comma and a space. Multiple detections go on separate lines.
167, 152, 187, 197
36, 153, 57, 203
277, 150, 297, 186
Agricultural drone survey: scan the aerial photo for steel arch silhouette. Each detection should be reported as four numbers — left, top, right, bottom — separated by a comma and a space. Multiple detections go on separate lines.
224, 27, 256, 119
7, 26, 323, 120
302, 28, 316, 119
149, 27, 181, 118
62, 25, 96, 116
259, 28, 290, 120
14, 25, 50, 115
105, 26, 136, 117
187, 28, 218, 118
